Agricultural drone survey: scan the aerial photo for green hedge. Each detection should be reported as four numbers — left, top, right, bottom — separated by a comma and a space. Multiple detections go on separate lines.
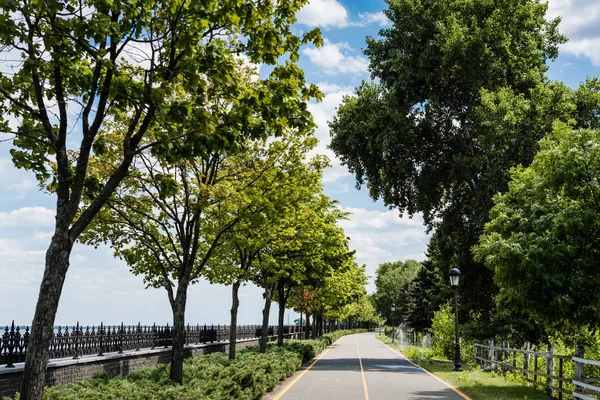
12, 329, 367, 400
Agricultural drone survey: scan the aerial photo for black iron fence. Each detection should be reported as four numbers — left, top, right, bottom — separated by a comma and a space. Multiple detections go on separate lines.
0, 321, 305, 368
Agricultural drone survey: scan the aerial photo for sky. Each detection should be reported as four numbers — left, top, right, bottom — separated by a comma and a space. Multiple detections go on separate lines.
0, 0, 599, 327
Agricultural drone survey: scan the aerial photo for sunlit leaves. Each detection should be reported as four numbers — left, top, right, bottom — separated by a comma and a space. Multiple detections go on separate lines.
475, 124, 600, 329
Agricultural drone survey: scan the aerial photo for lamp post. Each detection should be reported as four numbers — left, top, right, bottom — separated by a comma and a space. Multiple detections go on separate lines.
378, 312, 382, 336
391, 303, 396, 344
449, 267, 462, 372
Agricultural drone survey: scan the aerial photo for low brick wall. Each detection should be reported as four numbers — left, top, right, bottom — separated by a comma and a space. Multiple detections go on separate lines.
0, 334, 297, 398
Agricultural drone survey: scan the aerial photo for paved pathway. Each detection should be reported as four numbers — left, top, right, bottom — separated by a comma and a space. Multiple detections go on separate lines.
269, 332, 469, 400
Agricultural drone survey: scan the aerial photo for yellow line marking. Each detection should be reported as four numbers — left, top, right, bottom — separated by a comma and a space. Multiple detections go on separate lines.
356, 336, 370, 400
272, 342, 336, 400
375, 336, 471, 400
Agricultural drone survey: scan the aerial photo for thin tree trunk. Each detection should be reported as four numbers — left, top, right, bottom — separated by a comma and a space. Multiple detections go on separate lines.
277, 284, 286, 347
229, 281, 241, 359
311, 314, 317, 339
260, 282, 276, 353
170, 284, 188, 383
20, 233, 73, 400
299, 308, 303, 339
318, 314, 323, 337
305, 312, 311, 340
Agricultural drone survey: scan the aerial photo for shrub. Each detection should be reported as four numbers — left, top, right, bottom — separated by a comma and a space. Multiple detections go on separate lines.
30, 329, 367, 400
431, 302, 455, 360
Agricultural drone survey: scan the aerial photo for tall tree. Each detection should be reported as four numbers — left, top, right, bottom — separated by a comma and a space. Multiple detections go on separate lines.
372, 260, 421, 323
405, 259, 444, 332
313, 261, 369, 330
0, 0, 321, 393
271, 198, 353, 342
206, 134, 328, 358
83, 129, 321, 380
329, 0, 568, 333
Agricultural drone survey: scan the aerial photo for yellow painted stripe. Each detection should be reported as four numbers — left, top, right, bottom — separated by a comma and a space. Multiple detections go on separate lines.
356, 336, 370, 400
376, 336, 471, 400
272, 342, 336, 400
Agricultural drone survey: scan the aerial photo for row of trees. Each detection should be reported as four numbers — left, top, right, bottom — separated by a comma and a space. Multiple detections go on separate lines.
0, 0, 374, 398
334, 0, 600, 346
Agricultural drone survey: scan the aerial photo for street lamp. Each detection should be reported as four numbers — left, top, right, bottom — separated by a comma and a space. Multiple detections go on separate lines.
378, 312, 382, 336
391, 303, 396, 344
449, 267, 462, 372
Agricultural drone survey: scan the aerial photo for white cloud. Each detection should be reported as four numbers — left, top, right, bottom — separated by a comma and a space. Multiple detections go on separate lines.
306, 82, 354, 183
547, 0, 600, 65
303, 40, 369, 75
338, 206, 430, 290
358, 11, 391, 27
296, 0, 350, 28
0, 207, 55, 228
296, 0, 390, 29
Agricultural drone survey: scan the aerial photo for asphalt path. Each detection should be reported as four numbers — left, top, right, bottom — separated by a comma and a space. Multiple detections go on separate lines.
268, 332, 469, 400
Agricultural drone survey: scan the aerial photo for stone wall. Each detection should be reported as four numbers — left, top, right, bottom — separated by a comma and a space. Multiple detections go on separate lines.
0, 335, 296, 398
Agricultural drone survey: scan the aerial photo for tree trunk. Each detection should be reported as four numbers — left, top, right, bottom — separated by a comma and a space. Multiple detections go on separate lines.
318, 314, 323, 337
305, 312, 311, 340
169, 284, 189, 383
277, 284, 286, 347
229, 281, 241, 359
20, 233, 73, 400
311, 314, 318, 339
299, 308, 303, 339
260, 282, 275, 353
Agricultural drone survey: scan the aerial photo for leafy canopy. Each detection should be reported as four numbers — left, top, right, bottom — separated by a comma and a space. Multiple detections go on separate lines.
474, 123, 600, 329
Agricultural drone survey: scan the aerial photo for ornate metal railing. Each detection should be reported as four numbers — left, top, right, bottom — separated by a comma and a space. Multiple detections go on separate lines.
0, 321, 304, 367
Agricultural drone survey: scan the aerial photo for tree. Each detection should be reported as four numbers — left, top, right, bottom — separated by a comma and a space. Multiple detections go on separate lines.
206, 134, 328, 358
253, 194, 352, 346
338, 295, 378, 326
0, 0, 321, 394
314, 261, 369, 329
373, 260, 421, 323
83, 127, 324, 379
405, 259, 444, 332
474, 123, 600, 330
272, 199, 354, 341
329, 0, 572, 334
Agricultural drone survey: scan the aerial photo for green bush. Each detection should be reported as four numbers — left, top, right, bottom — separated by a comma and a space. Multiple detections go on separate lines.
401, 345, 435, 361
431, 302, 455, 360
27, 329, 366, 400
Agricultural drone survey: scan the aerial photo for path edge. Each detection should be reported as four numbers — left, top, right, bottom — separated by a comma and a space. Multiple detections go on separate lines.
262, 334, 349, 400
375, 335, 472, 400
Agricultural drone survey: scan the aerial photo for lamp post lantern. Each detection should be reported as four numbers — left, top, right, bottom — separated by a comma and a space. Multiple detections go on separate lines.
391, 303, 396, 344
449, 267, 462, 372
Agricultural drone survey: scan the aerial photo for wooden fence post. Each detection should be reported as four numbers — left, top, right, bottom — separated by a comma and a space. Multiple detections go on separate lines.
558, 357, 564, 400
547, 345, 554, 397
575, 346, 585, 394
488, 339, 495, 370
534, 352, 538, 388
502, 341, 509, 374
475, 339, 479, 366
524, 342, 530, 381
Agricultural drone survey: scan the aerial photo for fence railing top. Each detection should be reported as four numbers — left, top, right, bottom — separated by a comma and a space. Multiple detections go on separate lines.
573, 357, 600, 367
474, 343, 551, 356
573, 380, 600, 393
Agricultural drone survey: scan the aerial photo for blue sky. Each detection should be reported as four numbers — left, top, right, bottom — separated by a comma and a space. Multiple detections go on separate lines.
1, 0, 599, 327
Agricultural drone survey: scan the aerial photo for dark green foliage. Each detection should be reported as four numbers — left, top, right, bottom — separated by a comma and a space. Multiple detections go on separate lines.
372, 260, 421, 324
405, 260, 444, 332
31, 330, 366, 399
475, 124, 600, 330
329, 0, 600, 340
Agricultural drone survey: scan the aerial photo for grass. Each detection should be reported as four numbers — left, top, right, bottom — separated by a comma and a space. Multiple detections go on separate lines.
376, 335, 551, 400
